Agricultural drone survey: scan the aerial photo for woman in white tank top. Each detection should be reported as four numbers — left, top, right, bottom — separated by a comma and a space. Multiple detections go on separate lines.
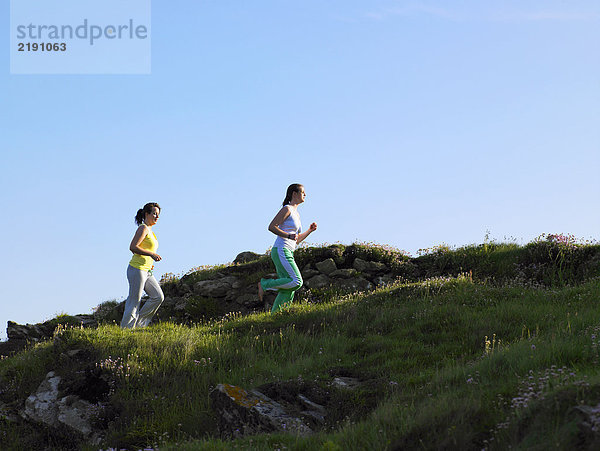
258, 184, 318, 313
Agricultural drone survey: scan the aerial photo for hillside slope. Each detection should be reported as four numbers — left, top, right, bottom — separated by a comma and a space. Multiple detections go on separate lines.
1, 236, 600, 450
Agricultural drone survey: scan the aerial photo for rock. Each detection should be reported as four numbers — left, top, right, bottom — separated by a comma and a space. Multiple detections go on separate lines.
330, 269, 358, 279
23, 371, 62, 428
353, 258, 388, 274
297, 394, 326, 424
178, 283, 192, 295
303, 263, 314, 271
194, 276, 238, 297
22, 371, 98, 437
315, 259, 337, 275
7, 316, 97, 344
301, 269, 319, 279
174, 298, 188, 311
72, 315, 97, 328
370, 262, 388, 273
210, 383, 312, 438
234, 251, 263, 265
332, 377, 361, 390
231, 279, 243, 290
353, 258, 370, 272
57, 395, 96, 436
7, 321, 46, 341
304, 275, 331, 290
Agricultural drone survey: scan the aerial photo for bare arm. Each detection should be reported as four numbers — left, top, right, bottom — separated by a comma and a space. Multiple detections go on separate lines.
129, 225, 162, 261
268, 206, 295, 239
296, 222, 317, 244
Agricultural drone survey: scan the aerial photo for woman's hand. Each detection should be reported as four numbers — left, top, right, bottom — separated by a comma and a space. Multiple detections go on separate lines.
151, 253, 162, 262
296, 222, 317, 244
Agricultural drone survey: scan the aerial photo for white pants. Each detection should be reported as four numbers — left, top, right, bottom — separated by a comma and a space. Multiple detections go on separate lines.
120, 264, 165, 328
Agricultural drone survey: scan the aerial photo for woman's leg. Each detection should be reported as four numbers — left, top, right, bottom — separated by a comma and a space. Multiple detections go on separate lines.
121, 265, 147, 328
136, 274, 165, 327
261, 247, 302, 313
271, 289, 296, 313
261, 247, 303, 291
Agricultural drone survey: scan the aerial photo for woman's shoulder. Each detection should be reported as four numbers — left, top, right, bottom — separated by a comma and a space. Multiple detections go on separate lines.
278, 204, 294, 215
136, 224, 150, 235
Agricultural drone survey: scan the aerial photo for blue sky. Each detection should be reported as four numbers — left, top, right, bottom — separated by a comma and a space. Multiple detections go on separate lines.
2, 1, 599, 340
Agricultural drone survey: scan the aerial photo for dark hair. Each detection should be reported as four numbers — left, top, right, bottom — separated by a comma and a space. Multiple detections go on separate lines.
135, 202, 161, 225
282, 183, 303, 206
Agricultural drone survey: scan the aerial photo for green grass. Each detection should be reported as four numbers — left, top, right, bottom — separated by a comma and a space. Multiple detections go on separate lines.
3, 275, 600, 450
2, 237, 600, 450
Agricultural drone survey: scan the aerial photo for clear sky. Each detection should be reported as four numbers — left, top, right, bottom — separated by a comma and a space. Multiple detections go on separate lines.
2, 1, 599, 340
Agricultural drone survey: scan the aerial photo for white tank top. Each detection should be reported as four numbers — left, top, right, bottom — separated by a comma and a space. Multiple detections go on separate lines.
274, 205, 302, 251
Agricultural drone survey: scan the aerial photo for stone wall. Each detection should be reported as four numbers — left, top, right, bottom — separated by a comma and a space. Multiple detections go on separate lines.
2, 247, 410, 355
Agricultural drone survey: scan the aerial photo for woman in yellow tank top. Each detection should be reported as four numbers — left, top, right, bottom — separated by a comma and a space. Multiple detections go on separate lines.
120, 202, 165, 328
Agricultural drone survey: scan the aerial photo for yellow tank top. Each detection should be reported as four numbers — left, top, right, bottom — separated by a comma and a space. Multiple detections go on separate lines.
129, 228, 158, 271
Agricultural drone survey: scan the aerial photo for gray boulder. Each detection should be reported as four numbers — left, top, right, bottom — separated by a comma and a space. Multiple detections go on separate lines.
315, 259, 337, 275
194, 276, 239, 297
330, 269, 358, 279
352, 258, 370, 272
22, 371, 98, 437
332, 377, 361, 390
7, 315, 97, 343
234, 251, 263, 264
353, 258, 388, 274
210, 383, 312, 438
57, 395, 97, 436
304, 275, 331, 290
23, 371, 62, 427
301, 269, 320, 279
7, 321, 48, 342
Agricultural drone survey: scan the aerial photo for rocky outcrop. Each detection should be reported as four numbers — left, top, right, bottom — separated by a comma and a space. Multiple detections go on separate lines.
1, 315, 98, 357
21, 371, 100, 439
210, 384, 313, 438
153, 248, 404, 325
233, 251, 262, 265
315, 258, 338, 275
7, 315, 96, 342
2, 246, 408, 353
210, 377, 364, 438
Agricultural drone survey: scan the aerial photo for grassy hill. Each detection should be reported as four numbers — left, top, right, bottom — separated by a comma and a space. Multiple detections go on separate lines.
2, 235, 600, 450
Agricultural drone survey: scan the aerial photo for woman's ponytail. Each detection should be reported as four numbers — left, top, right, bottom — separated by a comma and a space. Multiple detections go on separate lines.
134, 202, 161, 225
282, 183, 303, 206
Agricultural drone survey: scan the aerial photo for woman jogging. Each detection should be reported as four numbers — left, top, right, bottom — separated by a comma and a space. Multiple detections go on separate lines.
258, 184, 317, 313
120, 202, 165, 328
